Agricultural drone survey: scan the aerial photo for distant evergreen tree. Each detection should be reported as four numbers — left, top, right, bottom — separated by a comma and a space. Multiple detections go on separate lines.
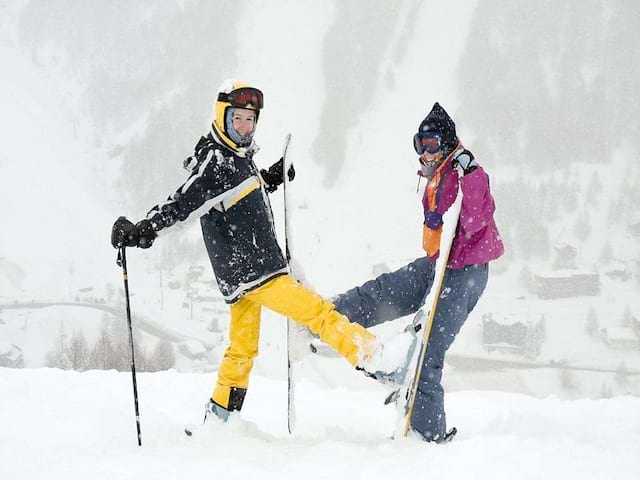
523, 323, 542, 359
65, 330, 89, 371
113, 332, 148, 372
133, 342, 149, 373
150, 340, 176, 371
615, 360, 629, 388
113, 341, 131, 372
45, 321, 69, 369
621, 305, 633, 327
562, 182, 580, 214
586, 172, 603, 206
573, 211, 591, 241
539, 181, 560, 222
585, 307, 599, 338
600, 381, 613, 399
598, 242, 614, 267
518, 264, 534, 291
87, 320, 117, 370
608, 197, 624, 226
538, 315, 547, 343
105, 282, 116, 304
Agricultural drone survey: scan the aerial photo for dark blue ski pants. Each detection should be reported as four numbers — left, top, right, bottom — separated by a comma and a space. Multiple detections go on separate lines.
333, 257, 488, 441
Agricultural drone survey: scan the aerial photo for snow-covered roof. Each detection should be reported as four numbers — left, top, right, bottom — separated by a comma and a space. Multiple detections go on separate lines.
179, 340, 206, 356
483, 312, 543, 325
603, 327, 637, 342
535, 269, 598, 278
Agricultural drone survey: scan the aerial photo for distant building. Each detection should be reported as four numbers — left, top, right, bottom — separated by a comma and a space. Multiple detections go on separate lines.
600, 327, 640, 350
532, 271, 600, 299
482, 312, 545, 358
178, 340, 207, 360
0, 342, 24, 368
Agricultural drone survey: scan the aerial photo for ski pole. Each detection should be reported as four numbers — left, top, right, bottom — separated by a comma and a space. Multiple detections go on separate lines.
117, 247, 142, 447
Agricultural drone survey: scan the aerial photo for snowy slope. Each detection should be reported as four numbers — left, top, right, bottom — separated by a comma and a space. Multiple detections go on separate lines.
0, 0, 638, 396
1, 367, 639, 480
1, 6, 639, 478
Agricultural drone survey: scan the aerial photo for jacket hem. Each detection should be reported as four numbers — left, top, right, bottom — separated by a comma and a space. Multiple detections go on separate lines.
223, 268, 290, 304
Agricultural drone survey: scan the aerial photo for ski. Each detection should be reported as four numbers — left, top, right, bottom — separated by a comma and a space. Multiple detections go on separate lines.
281, 133, 297, 434
281, 136, 313, 434
393, 164, 464, 438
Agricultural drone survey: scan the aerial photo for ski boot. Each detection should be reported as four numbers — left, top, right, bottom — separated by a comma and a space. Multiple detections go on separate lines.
357, 329, 418, 385
184, 399, 230, 437
203, 398, 230, 423
409, 427, 458, 444
435, 427, 458, 444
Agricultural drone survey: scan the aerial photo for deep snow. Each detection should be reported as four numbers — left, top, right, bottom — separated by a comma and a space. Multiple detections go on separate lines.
1, 367, 639, 480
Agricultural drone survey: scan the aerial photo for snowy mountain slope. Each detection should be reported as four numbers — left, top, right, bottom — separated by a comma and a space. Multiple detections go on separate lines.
1, 367, 639, 480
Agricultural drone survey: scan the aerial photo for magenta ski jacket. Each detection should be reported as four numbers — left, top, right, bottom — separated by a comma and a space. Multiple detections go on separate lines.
422, 159, 504, 269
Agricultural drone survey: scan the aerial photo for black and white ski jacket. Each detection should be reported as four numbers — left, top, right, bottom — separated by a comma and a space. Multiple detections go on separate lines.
146, 130, 288, 303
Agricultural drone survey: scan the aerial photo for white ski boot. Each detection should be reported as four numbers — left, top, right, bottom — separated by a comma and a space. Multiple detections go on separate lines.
358, 329, 418, 385
184, 399, 229, 436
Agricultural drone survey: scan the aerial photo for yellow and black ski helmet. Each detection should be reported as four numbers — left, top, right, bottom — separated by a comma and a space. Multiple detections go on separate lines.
212, 80, 264, 151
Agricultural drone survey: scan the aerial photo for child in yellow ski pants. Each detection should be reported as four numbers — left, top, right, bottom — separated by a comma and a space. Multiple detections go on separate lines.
212, 274, 376, 411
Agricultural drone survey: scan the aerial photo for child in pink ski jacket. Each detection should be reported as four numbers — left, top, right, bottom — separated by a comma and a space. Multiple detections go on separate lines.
333, 102, 504, 443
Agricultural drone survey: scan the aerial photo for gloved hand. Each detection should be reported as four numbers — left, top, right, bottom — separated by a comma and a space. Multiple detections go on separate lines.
135, 219, 157, 249
111, 217, 157, 249
111, 217, 138, 248
260, 157, 295, 193
452, 149, 478, 175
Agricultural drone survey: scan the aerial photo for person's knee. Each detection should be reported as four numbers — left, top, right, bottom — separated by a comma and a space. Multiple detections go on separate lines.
412, 256, 435, 281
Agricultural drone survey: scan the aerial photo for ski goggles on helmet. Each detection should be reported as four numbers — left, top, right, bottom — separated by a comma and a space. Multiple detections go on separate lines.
413, 131, 442, 154
218, 87, 264, 110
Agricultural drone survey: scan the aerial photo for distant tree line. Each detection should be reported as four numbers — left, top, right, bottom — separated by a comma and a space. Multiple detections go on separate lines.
46, 314, 175, 372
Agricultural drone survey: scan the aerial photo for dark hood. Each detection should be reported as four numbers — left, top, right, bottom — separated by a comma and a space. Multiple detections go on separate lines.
417, 102, 458, 154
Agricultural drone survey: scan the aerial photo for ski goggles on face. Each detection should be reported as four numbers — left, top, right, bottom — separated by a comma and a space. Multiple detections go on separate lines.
413, 132, 442, 154
218, 87, 264, 110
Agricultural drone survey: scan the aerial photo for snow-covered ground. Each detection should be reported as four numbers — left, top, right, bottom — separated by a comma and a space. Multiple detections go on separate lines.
1, 367, 639, 480
1, 2, 640, 478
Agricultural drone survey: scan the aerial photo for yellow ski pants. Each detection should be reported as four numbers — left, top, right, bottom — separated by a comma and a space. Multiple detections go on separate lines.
212, 274, 376, 409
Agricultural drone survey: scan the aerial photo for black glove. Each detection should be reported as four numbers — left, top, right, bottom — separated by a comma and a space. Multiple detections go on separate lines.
111, 217, 138, 248
110, 217, 157, 249
260, 157, 295, 193
135, 219, 157, 249
452, 149, 479, 175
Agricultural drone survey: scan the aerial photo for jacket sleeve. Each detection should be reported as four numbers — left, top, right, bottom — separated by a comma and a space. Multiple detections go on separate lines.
458, 167, 497, 236
145, 148, 235, 231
